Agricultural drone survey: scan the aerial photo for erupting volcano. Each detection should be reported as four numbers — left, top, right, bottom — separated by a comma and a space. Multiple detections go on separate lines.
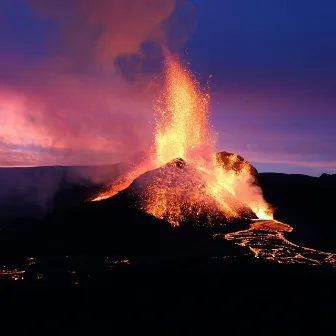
91, 54, 273, 226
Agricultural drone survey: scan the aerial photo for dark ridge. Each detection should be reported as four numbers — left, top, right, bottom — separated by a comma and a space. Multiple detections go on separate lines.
320, 173, 336, 181
259, 172, 336, 252
0, 154, 334, 259
0, 163, 128, 227
0, 156, 256, 263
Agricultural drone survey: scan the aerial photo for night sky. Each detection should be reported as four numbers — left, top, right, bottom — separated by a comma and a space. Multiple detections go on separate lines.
0, 0, 335, 175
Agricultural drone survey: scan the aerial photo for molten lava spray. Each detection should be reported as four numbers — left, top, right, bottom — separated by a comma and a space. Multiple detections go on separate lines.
154, 55, 214, 166
92, 54, 273, 225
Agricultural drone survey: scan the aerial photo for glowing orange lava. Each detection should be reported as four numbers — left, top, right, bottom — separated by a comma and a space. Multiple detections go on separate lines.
92, 54, 273, 225
91, 158, 152, 202
154, 55, 214, 167
220, 220, 336, 266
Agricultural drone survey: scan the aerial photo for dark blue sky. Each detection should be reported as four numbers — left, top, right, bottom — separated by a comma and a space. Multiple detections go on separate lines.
0, 0, 335, 175
186, 0, 336, 175
187, 0, 336, 78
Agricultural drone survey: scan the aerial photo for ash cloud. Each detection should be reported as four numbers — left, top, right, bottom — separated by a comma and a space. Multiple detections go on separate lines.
0, 0, 195, 219
28, 0, 176, 60
0, 0, 196, 167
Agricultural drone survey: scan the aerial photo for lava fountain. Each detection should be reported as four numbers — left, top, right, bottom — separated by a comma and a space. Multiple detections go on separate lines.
154, 54, 214, 167
92, 54, 273, 225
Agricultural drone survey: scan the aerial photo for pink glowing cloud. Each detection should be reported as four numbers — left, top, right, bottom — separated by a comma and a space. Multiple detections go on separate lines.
0, 0, 196, 166
0, 63, 155, 166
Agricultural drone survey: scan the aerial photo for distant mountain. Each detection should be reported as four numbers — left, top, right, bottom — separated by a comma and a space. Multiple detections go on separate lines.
259, 172, 336, 252
0, 163, 128, 224
320, 173, 336, 183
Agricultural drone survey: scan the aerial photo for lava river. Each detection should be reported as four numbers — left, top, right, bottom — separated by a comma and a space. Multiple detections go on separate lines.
215, 220, 336, 266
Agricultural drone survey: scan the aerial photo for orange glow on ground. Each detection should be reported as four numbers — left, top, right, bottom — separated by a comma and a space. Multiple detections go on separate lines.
220, 220, 336, 266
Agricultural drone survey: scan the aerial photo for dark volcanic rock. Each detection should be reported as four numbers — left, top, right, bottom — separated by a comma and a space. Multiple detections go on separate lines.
0, 195, 173, 261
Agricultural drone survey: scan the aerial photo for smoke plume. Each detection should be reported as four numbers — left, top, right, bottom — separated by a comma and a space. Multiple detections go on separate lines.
0, 0, 196, 166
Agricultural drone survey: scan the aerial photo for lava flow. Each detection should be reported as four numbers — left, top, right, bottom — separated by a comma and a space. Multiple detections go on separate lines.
92, 54, 273, 225
219, 220, 336, 266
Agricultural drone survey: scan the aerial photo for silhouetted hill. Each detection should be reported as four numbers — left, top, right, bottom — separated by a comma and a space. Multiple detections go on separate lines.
0, 194, 173, 262
320, 173, 336, 183
0, 157, 256, 262
0, 190, 250, 267
259, 172, 336, 252
0, 156, 334, 256
0, 163, 128, 225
